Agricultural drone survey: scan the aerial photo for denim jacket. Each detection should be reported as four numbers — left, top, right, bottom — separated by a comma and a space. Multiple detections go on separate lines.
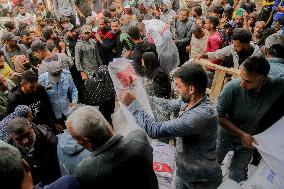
39, 70, 78, 119
268, 57, 284, 78
128, 96, 222, 183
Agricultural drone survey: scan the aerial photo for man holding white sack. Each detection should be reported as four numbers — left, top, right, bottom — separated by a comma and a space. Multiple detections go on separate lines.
119, 63, 222, 189
216, 56, 284, 183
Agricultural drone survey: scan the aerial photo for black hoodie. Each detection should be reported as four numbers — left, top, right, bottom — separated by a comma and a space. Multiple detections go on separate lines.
130, 40, 157, 76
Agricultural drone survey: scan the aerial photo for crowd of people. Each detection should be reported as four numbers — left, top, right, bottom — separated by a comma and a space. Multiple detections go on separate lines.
0, 0, 284, 188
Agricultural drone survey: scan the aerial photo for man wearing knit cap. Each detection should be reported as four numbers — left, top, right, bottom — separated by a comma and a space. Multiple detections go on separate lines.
264, 33, 284, 78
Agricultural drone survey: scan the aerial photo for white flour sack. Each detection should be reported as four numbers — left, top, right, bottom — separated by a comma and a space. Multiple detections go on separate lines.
109, 58, 177, 189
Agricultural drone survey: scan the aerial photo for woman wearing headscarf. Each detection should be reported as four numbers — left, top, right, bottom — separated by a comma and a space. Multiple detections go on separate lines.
13, 55, 37, 84
142, 52, 171, 99
0, 105, 33, 142
81, 65, 116, 123
142, 52, 171, 122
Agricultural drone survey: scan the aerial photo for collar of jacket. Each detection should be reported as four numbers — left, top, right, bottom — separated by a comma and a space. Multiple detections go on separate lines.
180, 95, 208, 112
93, 134, 123, 156
268, 57, 284, 64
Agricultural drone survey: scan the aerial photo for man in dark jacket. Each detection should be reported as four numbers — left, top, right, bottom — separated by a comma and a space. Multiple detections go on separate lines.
7, 117, 61, 185
128, 26, 157, 76
66, 106, 159, 189
7, 70, 59, 132
0, 140, 80, 189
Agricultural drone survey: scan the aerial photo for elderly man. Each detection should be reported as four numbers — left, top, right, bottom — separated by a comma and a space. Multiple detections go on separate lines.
233, 8, 246, 28
0, 141, 80, 189
120, 63, 222, 189
7, 117, 61, 185
66, 106, 159, 189
252, 21, 266, 44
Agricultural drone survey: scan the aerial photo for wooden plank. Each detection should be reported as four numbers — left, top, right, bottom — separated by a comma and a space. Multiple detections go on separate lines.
210, 69, 226, 105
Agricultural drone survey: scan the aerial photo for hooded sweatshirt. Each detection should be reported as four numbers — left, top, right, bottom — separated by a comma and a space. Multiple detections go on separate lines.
0, 105, 31, 142
57, 130, 91, 175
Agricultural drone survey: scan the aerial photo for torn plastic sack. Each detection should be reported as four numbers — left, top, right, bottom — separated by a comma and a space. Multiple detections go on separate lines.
108, 58, 154, 134
142, 19, 180, 74
152, 141, 176, 189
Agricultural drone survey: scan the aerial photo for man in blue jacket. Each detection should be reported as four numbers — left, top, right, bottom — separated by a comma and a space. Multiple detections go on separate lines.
39, 61, 78, 131
119, 63, 222, 189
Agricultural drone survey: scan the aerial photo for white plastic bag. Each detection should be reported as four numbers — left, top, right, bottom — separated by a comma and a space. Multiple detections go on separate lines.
75, 12, 80, 26
239, 116, 284, 189
109, 58, 177, 188
253, 116, 284, 182
108, 58, 154, 135
142, 19, 180, 74
241, 160, 283, 189
152, 141, 176, 189
218, 179, 242, 189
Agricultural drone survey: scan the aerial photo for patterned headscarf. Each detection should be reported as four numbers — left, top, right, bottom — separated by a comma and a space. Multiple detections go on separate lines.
82, 66, 115, 105
0, 105, 31, 142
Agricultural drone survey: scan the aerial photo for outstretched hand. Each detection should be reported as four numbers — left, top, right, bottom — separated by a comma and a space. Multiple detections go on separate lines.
118, 90, 136, 106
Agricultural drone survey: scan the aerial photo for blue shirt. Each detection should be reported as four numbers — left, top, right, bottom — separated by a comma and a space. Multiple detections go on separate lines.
268, 57, 284, 78
39, 70, 78, 119
128, 96, 222, 183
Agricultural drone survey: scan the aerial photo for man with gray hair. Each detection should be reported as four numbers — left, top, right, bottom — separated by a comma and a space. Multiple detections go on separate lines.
66, 106, 159, 189
0, 140, 27, 189
252, 21, 266, 44
7, 117, 61, 185
0, 141, 81, 189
